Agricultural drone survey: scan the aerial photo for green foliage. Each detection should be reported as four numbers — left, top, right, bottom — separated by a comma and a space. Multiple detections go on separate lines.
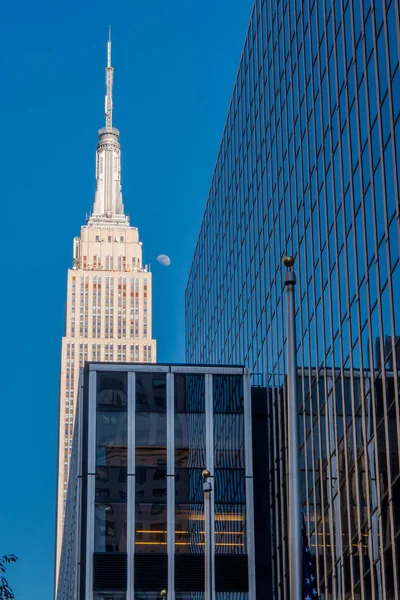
0, 555, 17, 600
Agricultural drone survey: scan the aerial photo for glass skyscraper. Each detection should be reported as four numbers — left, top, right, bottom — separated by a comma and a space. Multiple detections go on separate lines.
185, 1, 400, 598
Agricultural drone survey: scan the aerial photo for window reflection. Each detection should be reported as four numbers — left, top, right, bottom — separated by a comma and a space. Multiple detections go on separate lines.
175, 374, 205, 412
175, 504, 204, 554
96, 411, 127, 466
95, 467, 127, 502
175, 413, 205, 468
214, 414, 245, 469
136, 413, 166, 448
94, 594, 126, 600
214, 504, 246, 554
213, 375, 243, 413
97, 372, 127, 409
136, 467, 167, 503
175, 469, 204, 504
135, 503, 167, 553
94, 502, 127, 552
214, 470, 245, 504
136, 373, 166, 412
135, 594, 167, 600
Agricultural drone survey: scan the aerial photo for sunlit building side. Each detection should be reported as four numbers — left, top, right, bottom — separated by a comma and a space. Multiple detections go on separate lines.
55, 35, 156, 587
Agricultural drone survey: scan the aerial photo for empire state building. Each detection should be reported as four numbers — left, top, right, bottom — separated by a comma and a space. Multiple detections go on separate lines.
55, 33, 156, 581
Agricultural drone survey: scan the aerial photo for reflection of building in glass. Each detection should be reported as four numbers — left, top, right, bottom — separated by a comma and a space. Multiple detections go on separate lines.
57, 364, 256, 600
185, 2, 400, 598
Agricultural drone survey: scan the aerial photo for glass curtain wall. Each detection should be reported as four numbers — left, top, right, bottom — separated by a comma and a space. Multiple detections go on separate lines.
185, 0, 400, 598
135, 372, 167, 554
87, 367, 254, 599
95, 372, 128, 554
94, 371, 128, 600
174, 374, 206, 600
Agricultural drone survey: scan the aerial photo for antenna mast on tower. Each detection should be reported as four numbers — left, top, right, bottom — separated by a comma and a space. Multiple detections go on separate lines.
105, 26, 113, 129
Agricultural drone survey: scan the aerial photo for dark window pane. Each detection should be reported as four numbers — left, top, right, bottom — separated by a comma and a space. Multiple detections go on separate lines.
136, 373, 166, 412
136, 467, 167, 503
136, 412, 167, 468
215, 504, 246, 554
136, 413, 167, 445
95, 467, 127, 502
175, 469, 204, 503
135, 594, 165, 600
213, 375, 244, 413
175, 413, 206, 468
214, 469, 246, 503
214, 414, 245, 468
94, 502, 127, 552
94, 594, 126, 600
135, 503, 167, 553
175, 503, 205, 554
136, 446, 167, 467
97, 372, 127, 410
175, 374, 205, 412
96, 411, 127, 466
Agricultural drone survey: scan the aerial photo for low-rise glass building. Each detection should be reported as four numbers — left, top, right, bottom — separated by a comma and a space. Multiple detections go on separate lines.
57, 363, 257, 600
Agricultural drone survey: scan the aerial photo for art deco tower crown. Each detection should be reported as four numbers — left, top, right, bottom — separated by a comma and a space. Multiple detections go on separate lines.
89, 28, 129, 227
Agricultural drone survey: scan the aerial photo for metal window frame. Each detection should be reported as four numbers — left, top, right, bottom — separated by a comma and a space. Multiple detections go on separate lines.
75, 369, 84, 600
127, 371, 136, 600
243, 372, 256, 599
167, 372, 175, 600
205, 374, 216, 600
85, 370, 97, 600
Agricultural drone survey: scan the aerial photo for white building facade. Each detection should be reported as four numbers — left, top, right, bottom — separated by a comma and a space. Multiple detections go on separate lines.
55, 34, 156, 587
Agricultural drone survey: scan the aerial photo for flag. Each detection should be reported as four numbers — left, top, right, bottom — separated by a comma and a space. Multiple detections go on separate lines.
302, 514, 319, 600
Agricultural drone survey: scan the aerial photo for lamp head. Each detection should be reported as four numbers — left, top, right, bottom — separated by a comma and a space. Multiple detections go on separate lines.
282, 255, 295, 268
202, 469, 211, 479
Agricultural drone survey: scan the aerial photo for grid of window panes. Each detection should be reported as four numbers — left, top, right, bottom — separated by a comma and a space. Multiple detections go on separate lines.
135, 372, 167, 554
213, 375, 247, 558
95, 372, 128, 554
185, 1, 400, 598
175, 374, 206, 556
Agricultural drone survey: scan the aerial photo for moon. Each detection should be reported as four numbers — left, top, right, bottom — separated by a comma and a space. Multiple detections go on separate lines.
157, 254, 171, 267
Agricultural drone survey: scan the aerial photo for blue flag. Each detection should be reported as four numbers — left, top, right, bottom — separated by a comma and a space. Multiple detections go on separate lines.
302, 514, 319, 600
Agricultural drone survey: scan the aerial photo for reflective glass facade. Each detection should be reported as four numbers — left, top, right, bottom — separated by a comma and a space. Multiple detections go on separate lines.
57, 364, 255, 600
185, 1, 400, 598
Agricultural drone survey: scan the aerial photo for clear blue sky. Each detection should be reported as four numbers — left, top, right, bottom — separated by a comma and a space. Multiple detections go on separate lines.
0, 0, 253, 598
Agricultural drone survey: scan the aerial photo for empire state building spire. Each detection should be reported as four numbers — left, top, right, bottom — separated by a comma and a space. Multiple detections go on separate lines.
105, 26, 113, 129
89, 29, 129, 227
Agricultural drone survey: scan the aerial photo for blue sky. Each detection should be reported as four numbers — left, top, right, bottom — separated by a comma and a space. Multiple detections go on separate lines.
0, 0, 253, 598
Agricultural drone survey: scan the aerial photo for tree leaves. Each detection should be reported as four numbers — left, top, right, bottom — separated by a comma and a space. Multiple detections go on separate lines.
0, 555, 18, 600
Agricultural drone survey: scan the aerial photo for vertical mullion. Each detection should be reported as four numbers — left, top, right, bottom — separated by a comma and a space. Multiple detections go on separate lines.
75, 370, 84, 600
127, 371, 136, 600
167, 372, 175, 600
85, 370, 96, 600
243, 372, 256, 599
205, 374, 215, 600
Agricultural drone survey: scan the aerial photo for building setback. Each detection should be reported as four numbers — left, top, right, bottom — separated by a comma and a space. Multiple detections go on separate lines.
55, 35, 156, 586
57, 363, 257, 600
185, 1, 400, 598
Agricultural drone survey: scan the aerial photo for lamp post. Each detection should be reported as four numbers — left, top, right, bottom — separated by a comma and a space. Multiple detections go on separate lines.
202, 469, 213, 600
283, 256, 302, 600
